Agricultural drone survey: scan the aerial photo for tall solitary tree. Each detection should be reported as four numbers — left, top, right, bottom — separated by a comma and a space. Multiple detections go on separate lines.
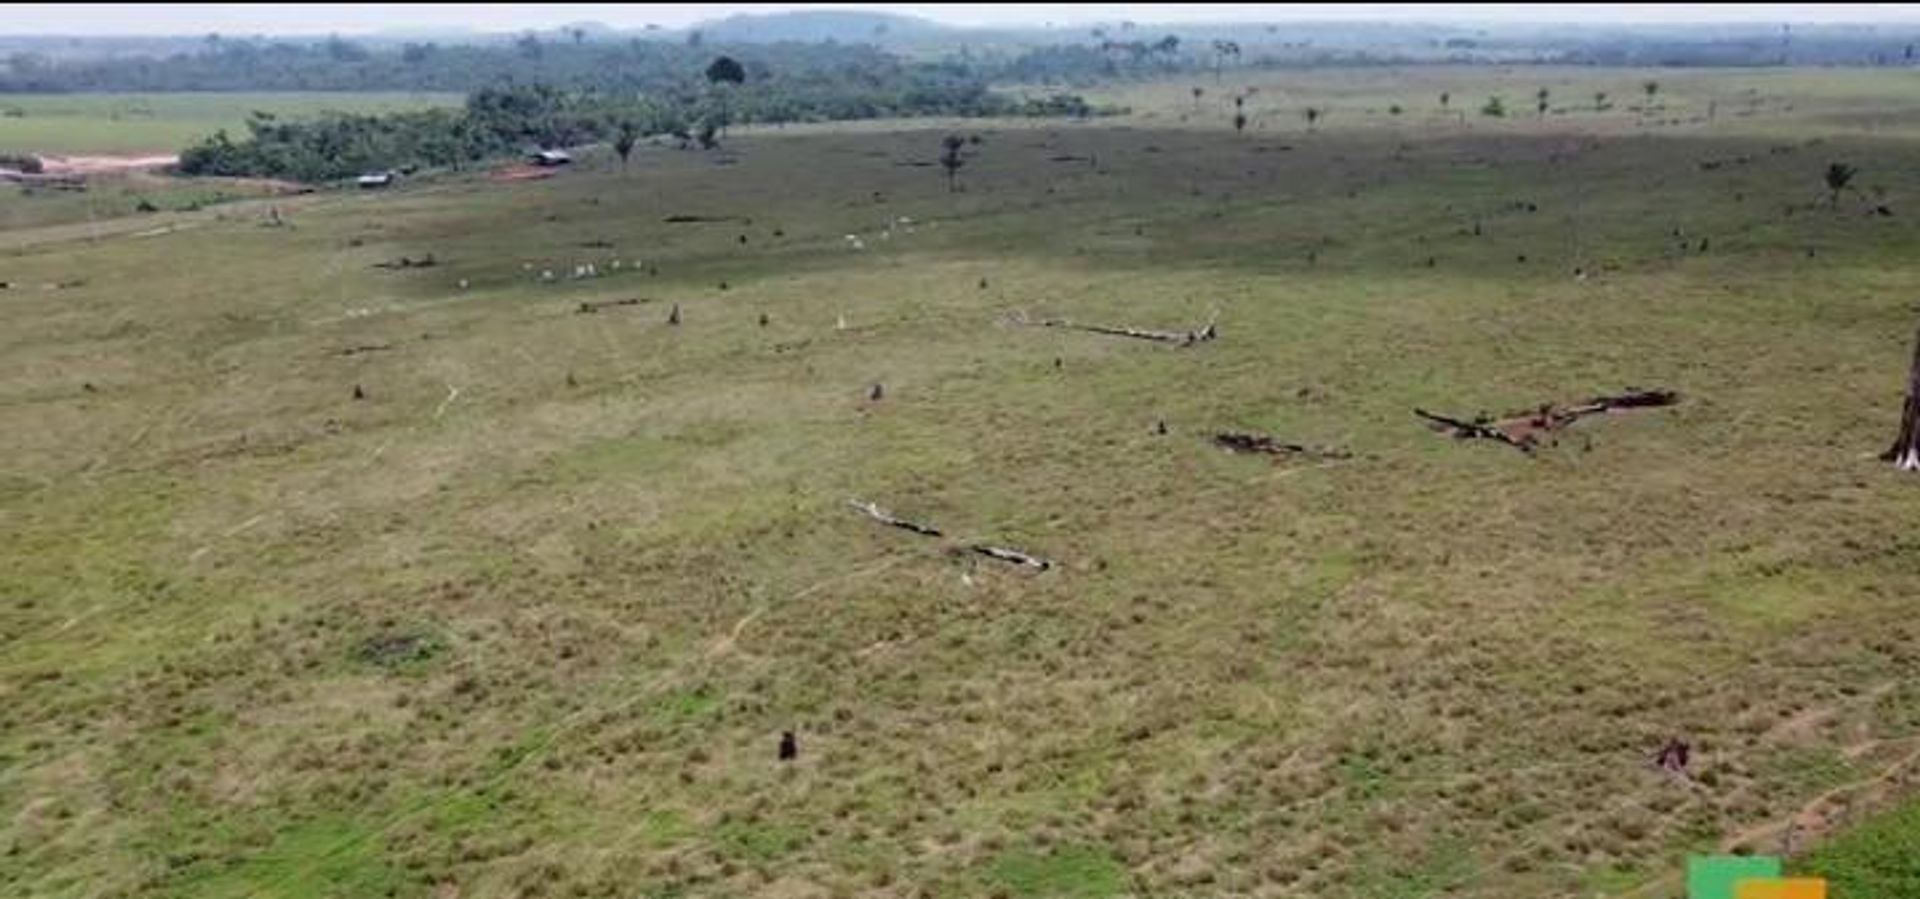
1536, 87, 1551, 117
1304, 107, 1321, 132
939, 134, 966, 192
1887, 322, 1920, 470
613, 120, 638, 171
1824, 162, 1857, 206
1191, 86, 1204, 109
1594, 90, 1609, 111
706, 55, 746, 86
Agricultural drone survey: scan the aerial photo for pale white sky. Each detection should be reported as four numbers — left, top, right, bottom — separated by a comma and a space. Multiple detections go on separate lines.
3, 3, 1919, 36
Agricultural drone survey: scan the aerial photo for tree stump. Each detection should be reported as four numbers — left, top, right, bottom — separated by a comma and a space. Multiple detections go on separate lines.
1885, 322, 1920, 470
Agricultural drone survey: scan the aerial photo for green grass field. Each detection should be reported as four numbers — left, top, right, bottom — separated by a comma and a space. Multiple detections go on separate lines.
5, 67, 1920, 898
0, 92, 460, 155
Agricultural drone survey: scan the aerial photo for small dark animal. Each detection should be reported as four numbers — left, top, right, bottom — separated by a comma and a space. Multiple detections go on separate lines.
352, 385, 366, 400
1698, 237, 1710, 252
667, 303, 681, 326
1053, 357, 1063, 370
978, 277, 988, 290
869, 383, 884, 401
718, 281, 729, 291
566, 371, 578, 388
1155, 420, 1168, 435
82, 382, 96, 393
758, 313, 769, 327
738, 234, 748, 244
1516, 254, 1527, 263
778, 731, 797, 761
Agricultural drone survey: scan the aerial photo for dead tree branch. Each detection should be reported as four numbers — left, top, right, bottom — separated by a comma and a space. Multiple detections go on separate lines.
970, 544, 1052, 571
576, 297, 646, 314
847, 500, 943, 537
1213, 432, 1352, 459
1414, 408, 1536, 453
848, 499, 1053, 571
1017, 309, 1219, 347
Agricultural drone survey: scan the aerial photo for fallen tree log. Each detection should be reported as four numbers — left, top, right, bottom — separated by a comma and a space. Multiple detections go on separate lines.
335, 343, 393, 357
1554, 388, 1681, 422
1020, 310, 1218, 347
847, 500, 942, 537
1213, 432, 1352, 459
372, 254, 437, 270
970, 544, 1052, 571
1418, 388, 1680, 453
849, 499, 1053, 571
576, 297, 645, 314
1414, 408, 1536, 453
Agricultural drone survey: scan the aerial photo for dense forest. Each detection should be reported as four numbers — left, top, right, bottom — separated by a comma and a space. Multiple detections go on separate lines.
173, 66, 1107, 183
0, 33, 1145, 94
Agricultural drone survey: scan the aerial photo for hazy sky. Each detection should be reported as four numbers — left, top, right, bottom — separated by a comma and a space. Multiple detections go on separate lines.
5, 3, 1920, 36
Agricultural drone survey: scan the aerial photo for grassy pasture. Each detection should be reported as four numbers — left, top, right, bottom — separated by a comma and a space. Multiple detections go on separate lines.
4, 67, 1920, 898
0, 92, 460, 155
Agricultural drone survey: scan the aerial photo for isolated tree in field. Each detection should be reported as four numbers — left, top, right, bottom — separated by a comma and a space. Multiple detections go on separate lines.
1440, 91, 1450, 110
939, 133, 966, 192
1481, 96, 1506, 117
568, 27, 587, 45
706, 55, 746, 86
1191, 86, 1204, 109
613, 120, 638, 170
1536, 87, 1550, 117
1304, 107, 1320, 132
1594, 90, 1608, 110
1885, 322, 1920, 470
1641, 80, 1660, 122
1234, 112, 1247, 133
1825, 162, 1858, 206
1211, 39, 1241, 82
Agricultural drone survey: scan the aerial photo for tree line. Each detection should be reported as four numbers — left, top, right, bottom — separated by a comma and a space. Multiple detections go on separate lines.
175, 69, 1109, 183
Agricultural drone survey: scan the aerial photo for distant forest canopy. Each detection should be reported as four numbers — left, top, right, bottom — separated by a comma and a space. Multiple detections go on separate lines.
4, 12, 1920, 93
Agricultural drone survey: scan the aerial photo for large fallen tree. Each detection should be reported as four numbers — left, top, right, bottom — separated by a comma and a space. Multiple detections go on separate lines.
1417, 388, 1680, 453
848, 499, 1052, 571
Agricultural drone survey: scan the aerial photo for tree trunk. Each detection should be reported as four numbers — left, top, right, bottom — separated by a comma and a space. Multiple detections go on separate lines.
1885, 322, 1920, 470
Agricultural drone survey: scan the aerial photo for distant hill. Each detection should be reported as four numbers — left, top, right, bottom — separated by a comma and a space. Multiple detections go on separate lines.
690, 10, 951, 45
